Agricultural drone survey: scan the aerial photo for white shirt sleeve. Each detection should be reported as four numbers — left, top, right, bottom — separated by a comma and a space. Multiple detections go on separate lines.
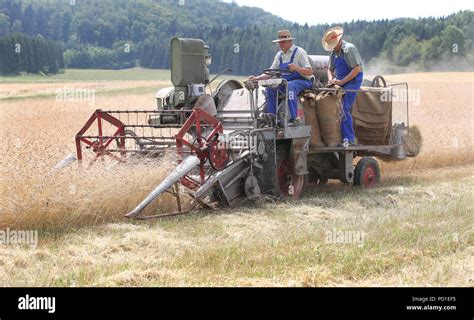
270, 52, 280, 70
296, 48, 312, 69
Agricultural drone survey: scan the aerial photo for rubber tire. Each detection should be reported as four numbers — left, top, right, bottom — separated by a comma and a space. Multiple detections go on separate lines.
354, 157, 381, 188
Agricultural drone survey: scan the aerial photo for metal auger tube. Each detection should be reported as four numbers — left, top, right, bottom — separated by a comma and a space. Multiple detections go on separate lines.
125, 155, 201, 218
50, 153, 77, 174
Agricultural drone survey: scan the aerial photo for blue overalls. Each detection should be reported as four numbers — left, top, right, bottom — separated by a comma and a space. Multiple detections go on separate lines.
265, 47, 313, 119
333, 52, 363, 144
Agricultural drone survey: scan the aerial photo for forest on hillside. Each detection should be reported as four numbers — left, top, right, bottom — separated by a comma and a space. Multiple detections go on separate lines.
0, 32, 64, 74
0, 0, 472, 75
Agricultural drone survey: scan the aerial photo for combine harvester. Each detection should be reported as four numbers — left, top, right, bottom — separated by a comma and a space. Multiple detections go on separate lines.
71, 38, 420, 219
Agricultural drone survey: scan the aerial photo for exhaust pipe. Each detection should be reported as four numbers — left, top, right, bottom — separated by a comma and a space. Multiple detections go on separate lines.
125, 155, 201, 218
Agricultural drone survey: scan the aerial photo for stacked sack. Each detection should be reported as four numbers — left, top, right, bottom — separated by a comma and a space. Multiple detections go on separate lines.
302, 90, 343, 147
303, 87, 392, 148
302, 93, 325, 147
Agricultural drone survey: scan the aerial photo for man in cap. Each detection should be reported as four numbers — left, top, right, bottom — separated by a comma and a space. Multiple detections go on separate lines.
249, 30, 314, 125
322, 26, 364, 146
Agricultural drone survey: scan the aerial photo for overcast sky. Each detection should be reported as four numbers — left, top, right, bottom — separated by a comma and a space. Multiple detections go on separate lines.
223, 0, 473, 25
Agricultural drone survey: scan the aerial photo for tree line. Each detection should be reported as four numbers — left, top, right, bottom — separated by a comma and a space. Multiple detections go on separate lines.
0, 32, 64, 75
137, 10, 474, 75
0, 0, 472, 75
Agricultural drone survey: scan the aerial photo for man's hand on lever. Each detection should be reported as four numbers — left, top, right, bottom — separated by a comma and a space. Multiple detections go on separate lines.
246, 74, 270, 90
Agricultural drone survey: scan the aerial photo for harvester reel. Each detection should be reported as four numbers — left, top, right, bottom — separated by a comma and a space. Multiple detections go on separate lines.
175, 108, 225, 190
75, 110, 126, 166
190, 136, 210, 160
209, 140, 229, 171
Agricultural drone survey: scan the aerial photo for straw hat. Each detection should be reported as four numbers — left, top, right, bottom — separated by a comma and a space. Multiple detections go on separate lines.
322, 26, 344, 51
273, 30, 295, 43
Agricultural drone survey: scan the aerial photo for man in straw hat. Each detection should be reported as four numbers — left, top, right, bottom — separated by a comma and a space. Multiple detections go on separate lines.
249, 30, 314, 125
322, 26, 364, 146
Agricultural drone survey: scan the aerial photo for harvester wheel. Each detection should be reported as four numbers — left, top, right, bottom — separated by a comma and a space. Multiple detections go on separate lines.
209, 140, 229, 171
354, 157, 381, 188
276, 148, 306, 199
175, 108, 225, 189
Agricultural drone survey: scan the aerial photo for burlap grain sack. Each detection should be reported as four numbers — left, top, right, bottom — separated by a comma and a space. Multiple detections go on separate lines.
355, 126, 391, 145
302, 93, 325, 147
316, 90, 343, 147
353, 88, 392, 128
352, 88, 393, 145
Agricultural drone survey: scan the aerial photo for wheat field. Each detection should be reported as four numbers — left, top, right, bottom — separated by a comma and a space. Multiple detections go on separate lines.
0, 91, 186, 232
0, 72, 473, 231
0, 72, 472, 286
380, 73, 474, 172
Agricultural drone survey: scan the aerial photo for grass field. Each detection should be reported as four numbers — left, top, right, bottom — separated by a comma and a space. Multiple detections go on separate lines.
0, 68, 172, 83
1, 165, 472, 286
0, 68, 245, 100
0, 70, 472, 286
